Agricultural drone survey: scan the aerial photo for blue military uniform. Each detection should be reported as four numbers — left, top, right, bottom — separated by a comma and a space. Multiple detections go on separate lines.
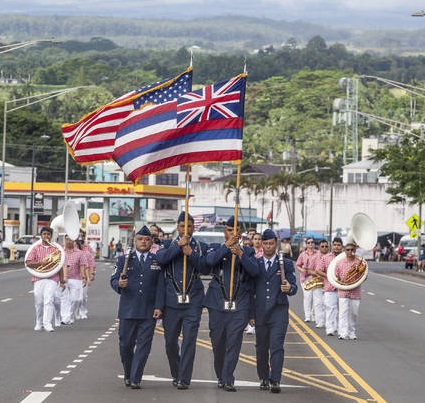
205, 240, 259, 390
110, 227, 164, 387
156, 213, 208, 389
252, 229, 298, 391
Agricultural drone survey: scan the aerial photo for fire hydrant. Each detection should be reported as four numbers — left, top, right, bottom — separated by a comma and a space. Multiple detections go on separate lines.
10, 245, 16, 262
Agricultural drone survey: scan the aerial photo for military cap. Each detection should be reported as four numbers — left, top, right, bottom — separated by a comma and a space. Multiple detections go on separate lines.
262, 229, 277, 241
136, 225, 152, 237
225, 216, 240, 228
177, 211, 194, 223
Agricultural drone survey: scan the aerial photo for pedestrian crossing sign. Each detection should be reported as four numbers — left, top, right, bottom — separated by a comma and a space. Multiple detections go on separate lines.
406, 214, 423, 237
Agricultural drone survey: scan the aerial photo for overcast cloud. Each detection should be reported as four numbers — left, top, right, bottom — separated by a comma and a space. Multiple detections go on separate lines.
0, 0, 424, 28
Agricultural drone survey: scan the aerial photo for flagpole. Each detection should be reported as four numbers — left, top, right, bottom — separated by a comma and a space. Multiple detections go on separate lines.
229, 162, 242, 301
182, 164, 191, 299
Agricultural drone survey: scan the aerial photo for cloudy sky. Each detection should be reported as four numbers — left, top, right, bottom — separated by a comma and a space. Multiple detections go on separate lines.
1, 0, 424, 28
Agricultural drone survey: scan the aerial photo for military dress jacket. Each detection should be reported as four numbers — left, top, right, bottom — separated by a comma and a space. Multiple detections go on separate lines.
156, 237, 208, 309
253, 255, 298, 325
110, 251, 164, 319
204, 244, 259, 312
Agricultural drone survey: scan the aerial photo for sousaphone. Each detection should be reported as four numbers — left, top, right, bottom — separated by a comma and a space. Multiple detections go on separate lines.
327, 212, 376, 290
25, 200, 80, 278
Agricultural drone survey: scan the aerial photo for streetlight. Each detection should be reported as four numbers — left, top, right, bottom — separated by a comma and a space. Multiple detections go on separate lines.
29, 135, 50, 235
0, 38, 59, 55
1, 86, 90, 232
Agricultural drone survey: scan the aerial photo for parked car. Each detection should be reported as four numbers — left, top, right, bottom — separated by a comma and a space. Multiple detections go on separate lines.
2, 235, 41, 260
193, 231, 224, 245
397, 235, 425, 259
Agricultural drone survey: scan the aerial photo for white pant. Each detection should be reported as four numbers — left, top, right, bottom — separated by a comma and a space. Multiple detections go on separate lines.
34, 279, 58, 329
324, 291, 338, 334
61, 279, 83, 323
338, 298, 360, 339
302, 282, 313, 321
78, 285, 89, 318
312, 288, 325, 327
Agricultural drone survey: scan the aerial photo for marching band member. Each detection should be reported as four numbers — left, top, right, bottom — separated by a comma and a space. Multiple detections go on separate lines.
335, 242, 362, 340
295, 237, 322, 323
317, 237, 343, 336
76, 229, 96, 320
25, 226, 63, 332
250, 229, 297, 393
110, 226, 164, 389
60, 235, 88, 325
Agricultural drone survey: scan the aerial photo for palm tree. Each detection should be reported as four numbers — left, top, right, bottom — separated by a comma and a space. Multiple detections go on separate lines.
269, 170, 320, 236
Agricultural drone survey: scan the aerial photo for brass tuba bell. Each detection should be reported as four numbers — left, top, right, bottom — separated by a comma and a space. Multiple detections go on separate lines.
327, 213, 376, 290
25, 200, 80, 278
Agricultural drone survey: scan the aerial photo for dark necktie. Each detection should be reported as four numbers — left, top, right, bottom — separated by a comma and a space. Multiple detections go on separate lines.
266, 260, 272, 272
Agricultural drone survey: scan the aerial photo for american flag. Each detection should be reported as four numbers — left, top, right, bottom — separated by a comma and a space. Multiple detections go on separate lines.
62, 67, 192, 164
193, 213, 217, 230
113, 74, 246, 182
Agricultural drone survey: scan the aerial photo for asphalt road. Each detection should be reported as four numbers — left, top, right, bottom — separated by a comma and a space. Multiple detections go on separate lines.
0, 260, 423, 403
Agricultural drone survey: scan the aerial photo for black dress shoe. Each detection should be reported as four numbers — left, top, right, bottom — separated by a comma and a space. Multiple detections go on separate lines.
217, 380, 224, 388
223, 384, 237, 392
270, 382, 281, 393
177, 381, 189, 390
124, 378, 131, 387
172, 378, 178, 387
130, 382, 141, 389
259, 379, 270, 390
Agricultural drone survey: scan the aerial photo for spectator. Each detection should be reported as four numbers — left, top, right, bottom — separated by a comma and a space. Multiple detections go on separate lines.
109, 238, 115, 259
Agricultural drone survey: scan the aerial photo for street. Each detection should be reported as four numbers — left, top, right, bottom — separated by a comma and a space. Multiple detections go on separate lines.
0, 260, 424, 403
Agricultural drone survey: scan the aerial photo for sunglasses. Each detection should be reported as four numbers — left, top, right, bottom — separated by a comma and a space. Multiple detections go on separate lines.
320, 245, 329, 248
345, 248, 355, 252
306, 241, 314, 244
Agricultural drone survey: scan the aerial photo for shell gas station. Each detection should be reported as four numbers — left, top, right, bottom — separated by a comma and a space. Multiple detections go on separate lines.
2, 180, 186, 258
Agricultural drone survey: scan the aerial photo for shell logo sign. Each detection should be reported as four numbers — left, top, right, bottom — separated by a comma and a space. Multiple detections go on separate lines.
86, 208, 103, 242
89, 212, 101, 224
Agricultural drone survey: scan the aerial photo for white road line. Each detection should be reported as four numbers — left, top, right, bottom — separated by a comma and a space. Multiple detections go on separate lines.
67, 365, 77, 369
1, 298, 12, 302
374, 272, 425, 287
43, 383, 56, 388
410, 309, 422, 315
367, 291, 375, 296
84, 350, 92, 353
19, 392, 51, 403
52, 377, 63, 381
78, 354, 88, 358
73, 359, 83, 363
386, 299, 396, 304
59, 370, 70, 374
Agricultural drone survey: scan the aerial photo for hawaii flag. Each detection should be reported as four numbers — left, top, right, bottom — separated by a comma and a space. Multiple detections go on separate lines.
113, 73, 247, 182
